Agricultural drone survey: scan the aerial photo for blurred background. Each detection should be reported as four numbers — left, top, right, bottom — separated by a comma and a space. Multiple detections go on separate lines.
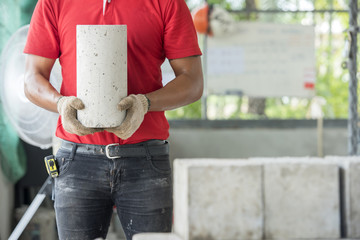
0, 0, 358, 239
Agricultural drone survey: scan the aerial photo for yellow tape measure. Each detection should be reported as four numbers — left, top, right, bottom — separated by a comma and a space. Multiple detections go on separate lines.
44, 155, 59, 178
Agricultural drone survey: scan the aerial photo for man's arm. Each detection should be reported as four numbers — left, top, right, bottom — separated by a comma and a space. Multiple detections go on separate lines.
104, 55, 203, 139
145, 55, 203, 111
24, 54, 62, 113
24, 54, 102, 135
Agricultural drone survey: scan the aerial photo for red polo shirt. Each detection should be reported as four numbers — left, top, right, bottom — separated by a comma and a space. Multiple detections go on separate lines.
24, 0, 201, 145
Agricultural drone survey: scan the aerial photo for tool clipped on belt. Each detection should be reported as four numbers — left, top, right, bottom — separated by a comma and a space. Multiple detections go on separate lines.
44, 155, 59, 178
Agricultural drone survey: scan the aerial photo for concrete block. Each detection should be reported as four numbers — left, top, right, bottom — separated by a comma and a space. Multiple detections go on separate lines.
133, 233, 183, 240
326, 156, 360, 238
343, 160, 360, 238
263, 159, 340, 239
174, 159, 263, 240
77, 25, 127, 128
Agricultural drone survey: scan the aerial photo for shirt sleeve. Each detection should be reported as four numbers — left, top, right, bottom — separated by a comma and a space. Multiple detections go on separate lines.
24, 0, 60, 59
163, 0, 202, 60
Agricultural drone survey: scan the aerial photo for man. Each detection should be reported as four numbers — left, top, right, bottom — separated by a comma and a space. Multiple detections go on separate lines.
23, 0, 203, 239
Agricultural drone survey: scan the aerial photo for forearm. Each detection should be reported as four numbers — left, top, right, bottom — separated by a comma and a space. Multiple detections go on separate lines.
145, 56, 204, 112
24, 55, 61, 113
146, 74, 203, 111
24, 73, 62, 113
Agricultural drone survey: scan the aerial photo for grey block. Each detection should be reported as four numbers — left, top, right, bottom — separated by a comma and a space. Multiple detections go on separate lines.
346, 160, 360, 238
265, 239, 356, 240
326, 156, 360, 238
264, 160, 340, 239
133, 233, 183, 240
174, 159, 263, 240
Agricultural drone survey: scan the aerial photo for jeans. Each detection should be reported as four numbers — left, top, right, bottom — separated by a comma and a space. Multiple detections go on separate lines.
53, 140, 173, 240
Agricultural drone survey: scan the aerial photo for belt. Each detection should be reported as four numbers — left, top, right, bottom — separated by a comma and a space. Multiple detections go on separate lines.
60, 140, 169, 159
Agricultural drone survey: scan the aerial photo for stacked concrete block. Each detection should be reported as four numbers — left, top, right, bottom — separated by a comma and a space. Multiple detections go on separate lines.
162, 157, 360, 240
133, 233, 183, 240
343, 159, 360, 238
261, 158, 341, 239
326, 156, 360, 238
173, 159, 263, 240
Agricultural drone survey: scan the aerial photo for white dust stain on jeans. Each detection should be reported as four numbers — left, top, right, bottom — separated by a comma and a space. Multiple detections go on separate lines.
57, 180, 76, 193
126, 219, 133, 231
149, 178, 169, 187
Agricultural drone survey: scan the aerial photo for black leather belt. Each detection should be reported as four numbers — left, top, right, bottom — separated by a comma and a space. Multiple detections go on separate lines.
60, 140, 169, 159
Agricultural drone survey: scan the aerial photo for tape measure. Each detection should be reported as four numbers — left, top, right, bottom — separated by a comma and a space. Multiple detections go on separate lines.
44, 155, 59, 178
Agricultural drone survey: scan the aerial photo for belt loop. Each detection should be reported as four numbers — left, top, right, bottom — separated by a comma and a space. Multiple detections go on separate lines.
144, 142, 151, 161
69, 143, 78, 161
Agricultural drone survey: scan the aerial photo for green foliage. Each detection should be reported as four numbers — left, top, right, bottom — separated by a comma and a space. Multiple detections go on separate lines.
165, 100, 202, 119
265, 98, 310, 118
315, 41, 349, 118
169, 0, 352, 120
207, 0, 233, 10
313, 11, 349, 118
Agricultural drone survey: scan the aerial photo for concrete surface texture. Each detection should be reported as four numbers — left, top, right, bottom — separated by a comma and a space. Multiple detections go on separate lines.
76, 25, 127, 128
133, 233, 183, 240
168, 124, 347, 160
344, 160, 360, 238
174, 159, 263, 240
325, 156, 360, 238
169, 157, 360, 240
263, 159, 340, 238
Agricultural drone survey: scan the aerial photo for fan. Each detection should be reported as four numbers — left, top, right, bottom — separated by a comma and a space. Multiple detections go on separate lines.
0, 25, 63, 240
0, 24, 62, 149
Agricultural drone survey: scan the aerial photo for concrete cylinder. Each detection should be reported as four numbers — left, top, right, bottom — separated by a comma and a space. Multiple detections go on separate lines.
76, 25, 127, 128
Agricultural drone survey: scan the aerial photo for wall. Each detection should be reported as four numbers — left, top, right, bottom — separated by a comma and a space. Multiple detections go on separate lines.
168, 119, 348, 160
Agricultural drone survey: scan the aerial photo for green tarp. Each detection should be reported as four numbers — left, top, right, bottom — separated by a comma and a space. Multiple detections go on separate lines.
0, 103, 26, 183
0, 0, 36, 183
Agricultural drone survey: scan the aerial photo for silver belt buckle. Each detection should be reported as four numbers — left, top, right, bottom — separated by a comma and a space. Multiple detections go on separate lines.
105, 143, 120, 159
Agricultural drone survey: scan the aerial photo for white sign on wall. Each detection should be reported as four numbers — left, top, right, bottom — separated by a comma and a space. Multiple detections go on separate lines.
161, 21, 316, 98
207, 22, 316, 98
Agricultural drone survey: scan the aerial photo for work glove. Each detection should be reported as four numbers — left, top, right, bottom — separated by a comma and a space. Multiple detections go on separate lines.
105, 94, 149, 139
57, 96, 103, 136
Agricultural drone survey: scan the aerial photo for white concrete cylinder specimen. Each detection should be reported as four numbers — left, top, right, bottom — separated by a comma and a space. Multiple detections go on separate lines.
77, 25, 127, 128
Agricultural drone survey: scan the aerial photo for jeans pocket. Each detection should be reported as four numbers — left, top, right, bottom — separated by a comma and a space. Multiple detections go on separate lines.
149, 154, 171, 174
55, 149, 72, 176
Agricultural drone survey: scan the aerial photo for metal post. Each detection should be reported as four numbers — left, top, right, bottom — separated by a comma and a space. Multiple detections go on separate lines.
201, 0, 208, 120
348, 0, 358, 155
201, 34, 208, 120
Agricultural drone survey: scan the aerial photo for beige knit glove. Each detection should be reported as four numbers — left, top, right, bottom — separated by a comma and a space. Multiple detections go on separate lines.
57, 96, 103, 136
105, 94, 149, 139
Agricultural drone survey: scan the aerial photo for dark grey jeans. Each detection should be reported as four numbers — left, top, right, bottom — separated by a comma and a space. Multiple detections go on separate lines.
53, 140, 173, 240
